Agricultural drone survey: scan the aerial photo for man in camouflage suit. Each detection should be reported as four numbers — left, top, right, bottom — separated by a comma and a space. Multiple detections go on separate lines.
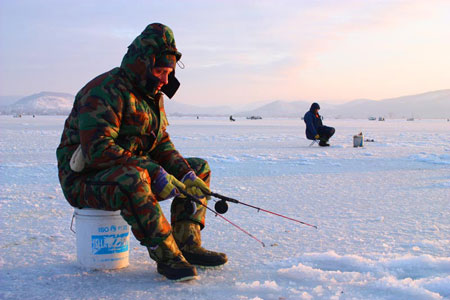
56, 23, 227, 281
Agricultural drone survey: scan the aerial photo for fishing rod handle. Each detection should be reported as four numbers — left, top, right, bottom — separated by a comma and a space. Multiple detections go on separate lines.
209, 192, 240, 204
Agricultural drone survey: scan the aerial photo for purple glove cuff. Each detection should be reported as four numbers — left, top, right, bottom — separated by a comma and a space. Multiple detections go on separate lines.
181, 170, 197, 183
152, 168, 179, 199
153, 168, 169, 194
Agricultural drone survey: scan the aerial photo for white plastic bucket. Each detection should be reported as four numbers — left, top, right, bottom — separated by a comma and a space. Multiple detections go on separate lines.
353, 135, 364, 147
74, 208, 130, 270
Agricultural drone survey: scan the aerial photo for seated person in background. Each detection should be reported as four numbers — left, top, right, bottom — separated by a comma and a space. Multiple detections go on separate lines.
304, 102, 335, 147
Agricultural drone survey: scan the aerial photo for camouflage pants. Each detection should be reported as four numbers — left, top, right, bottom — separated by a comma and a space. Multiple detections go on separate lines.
70, 158, 210, 248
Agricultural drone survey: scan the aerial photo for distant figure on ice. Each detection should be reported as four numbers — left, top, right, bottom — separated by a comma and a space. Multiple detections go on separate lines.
56, 23, 227, 282
229, 115, 235, 121
304, 102, 335, 147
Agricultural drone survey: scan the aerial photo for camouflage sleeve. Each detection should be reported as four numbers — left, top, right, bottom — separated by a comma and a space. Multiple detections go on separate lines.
149, 129, 193, 180
78, 92, 160, 176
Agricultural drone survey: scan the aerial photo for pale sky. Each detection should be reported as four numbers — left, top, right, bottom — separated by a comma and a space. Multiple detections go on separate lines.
1, 0, 449, 106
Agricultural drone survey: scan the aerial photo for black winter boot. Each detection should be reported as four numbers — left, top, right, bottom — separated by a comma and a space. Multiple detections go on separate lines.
148, 234, 198, 281
173, 221, 228, 268
319, 140, 330, 147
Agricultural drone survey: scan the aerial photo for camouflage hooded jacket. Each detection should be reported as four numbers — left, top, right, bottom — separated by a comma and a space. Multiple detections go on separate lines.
56, 23, 192, 197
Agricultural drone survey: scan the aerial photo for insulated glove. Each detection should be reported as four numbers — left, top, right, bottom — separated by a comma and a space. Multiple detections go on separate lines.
181, 171, 211, 199
152, 168, 186, 200
314, 134, 320, 140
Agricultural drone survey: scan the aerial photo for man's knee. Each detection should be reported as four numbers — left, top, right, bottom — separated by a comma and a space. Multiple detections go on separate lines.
330, 127, 335, 137
185, 157, 210, 177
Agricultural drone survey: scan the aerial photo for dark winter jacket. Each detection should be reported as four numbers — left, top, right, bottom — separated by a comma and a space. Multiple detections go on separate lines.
304, 102, 322, 140
56, 24, 192, 201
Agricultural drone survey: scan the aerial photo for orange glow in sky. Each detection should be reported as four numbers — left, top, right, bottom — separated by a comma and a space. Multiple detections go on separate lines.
1, 0, 449, 106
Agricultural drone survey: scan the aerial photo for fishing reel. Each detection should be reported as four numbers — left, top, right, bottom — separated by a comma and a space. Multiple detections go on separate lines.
184, 198, 228, 215
214, 200, 229, 214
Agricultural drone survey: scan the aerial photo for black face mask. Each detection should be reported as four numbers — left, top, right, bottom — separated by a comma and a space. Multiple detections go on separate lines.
161, 70, 180, 99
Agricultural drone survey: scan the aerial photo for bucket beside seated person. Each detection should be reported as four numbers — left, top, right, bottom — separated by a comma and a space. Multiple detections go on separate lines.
303, 102, 335, 147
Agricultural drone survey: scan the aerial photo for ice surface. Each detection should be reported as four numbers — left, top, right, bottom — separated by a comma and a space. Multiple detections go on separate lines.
1, 116, 449, 299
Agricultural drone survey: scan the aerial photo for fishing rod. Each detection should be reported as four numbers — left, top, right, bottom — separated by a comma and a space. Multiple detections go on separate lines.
179, 190, 266, 247
209, 192, 318, 229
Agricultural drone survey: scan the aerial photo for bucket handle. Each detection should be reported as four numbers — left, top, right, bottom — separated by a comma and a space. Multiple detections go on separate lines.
70, 213, 76, 234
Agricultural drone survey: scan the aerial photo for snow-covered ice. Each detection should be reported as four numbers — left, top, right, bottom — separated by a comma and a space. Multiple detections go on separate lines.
1, 116, 449, 299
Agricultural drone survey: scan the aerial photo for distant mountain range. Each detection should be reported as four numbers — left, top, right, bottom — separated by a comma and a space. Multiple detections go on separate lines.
1, 89, 449, 119
0, 91, 74, 115
326, 90, 450, 119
